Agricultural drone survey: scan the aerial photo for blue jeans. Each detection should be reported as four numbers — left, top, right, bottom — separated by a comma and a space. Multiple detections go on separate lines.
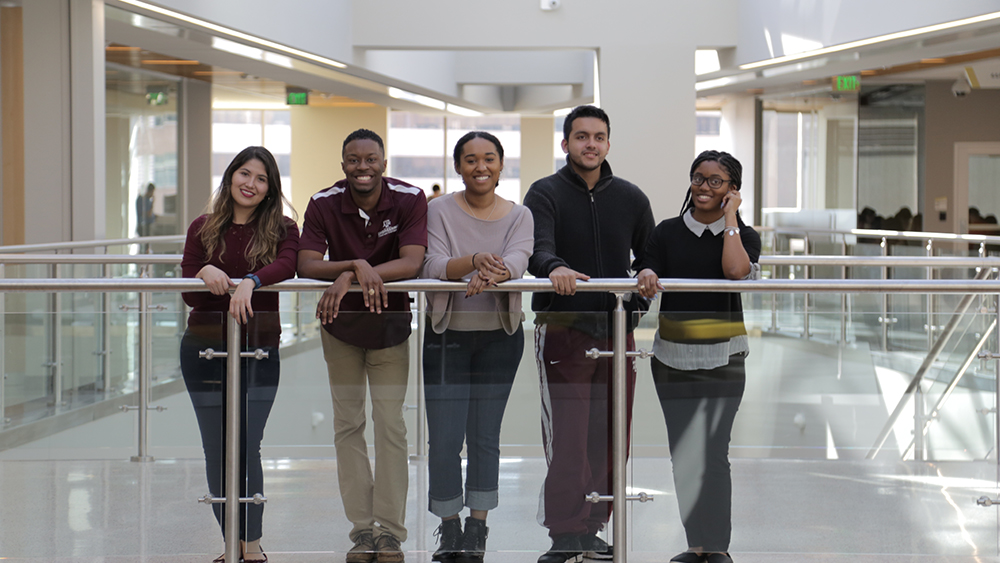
423, 326, 523, 518
180, 331, 280, 542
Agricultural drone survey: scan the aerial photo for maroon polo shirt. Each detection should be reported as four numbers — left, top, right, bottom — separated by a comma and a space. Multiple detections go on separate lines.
299, 176, 428, 349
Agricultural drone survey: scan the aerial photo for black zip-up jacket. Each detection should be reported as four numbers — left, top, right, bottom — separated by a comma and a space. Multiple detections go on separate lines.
524, 158, 655, 339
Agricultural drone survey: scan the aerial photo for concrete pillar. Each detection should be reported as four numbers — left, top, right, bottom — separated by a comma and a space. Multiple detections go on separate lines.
180, 78, 213, 227
69, 0, 105, 244
720, 95, 758, 225
519, 115, 554, 201
1, 6, 25, 246
23, 0, 71, 244
598, 43, 694, 223
289, 105, 389, 218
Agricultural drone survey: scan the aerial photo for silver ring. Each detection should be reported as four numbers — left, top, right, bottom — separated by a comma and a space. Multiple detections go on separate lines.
368, 288, 375, 296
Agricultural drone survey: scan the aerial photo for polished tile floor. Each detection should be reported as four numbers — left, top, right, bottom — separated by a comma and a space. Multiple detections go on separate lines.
1, 455, 999, 562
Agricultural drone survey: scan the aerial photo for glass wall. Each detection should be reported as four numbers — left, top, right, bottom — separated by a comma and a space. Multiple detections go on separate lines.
105, 65, 181, 243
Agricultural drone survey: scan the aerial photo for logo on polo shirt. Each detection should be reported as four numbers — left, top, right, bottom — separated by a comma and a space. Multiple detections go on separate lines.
378, 219, 398, 238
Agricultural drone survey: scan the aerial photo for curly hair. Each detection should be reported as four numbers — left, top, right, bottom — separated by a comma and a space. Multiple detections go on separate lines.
679, 150, 744, 217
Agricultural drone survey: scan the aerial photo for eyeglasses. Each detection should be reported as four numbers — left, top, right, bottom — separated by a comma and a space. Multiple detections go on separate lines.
691, 174, 732, 189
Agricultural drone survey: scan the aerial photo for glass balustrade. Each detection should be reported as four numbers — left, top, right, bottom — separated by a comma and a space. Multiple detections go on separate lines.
2, 281, 1000, 560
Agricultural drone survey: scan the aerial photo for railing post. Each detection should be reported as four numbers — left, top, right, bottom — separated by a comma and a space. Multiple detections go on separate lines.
612, 293, 627, 563
913, 385, 924, 461
52, 264, 63, 408
926, 239, 934, 351
803, 234, 810, 339
224, 314, 241, 563
102, 263, 111, 395
881, 237, 889, 351
996, 291, 1000, 467
414, 291, 427, 459
840, 239, 847, 344
0, 263, 5, 425
131, 288, 154, 462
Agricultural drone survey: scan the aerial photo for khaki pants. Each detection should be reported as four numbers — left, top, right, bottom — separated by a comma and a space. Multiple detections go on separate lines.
321, 331, 410, 542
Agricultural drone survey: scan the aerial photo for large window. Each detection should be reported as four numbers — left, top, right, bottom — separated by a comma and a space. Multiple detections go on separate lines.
389, 112, 522, 202
210, 110, 292, 211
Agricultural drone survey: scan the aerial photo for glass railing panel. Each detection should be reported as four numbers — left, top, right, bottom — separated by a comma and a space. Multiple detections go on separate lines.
631, 295, 1000, 558
0, 310, 141, 460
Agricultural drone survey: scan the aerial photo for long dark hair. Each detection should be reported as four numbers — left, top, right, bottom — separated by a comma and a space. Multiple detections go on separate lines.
199, 146, 296, 269
679, 150, 744, 222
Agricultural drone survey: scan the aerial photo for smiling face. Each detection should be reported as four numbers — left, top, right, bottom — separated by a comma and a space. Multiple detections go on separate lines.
456, 137, 503, 196
229, 158, 269, 217
689, 160, 732, 215
561, 116, 610, 175
342, 139, 386, 196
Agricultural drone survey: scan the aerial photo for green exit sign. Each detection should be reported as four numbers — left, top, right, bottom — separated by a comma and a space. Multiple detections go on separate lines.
287, 91, 308, 105
833, 75, 860, 92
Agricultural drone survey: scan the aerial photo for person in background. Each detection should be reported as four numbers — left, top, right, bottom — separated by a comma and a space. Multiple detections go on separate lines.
422, 131, 534, 563
636, 150, 761, 563
428, 183, 444, 201
181, 146, 300, 563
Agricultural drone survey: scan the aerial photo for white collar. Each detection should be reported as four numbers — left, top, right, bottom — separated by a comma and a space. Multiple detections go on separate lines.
682, 209, 727, 237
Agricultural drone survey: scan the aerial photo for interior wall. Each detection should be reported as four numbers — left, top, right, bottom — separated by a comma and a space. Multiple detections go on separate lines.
519, 116, 555, 202
1, 6, 24, 246
22, 0, 71, 244
924, 81, 1000, 233
289, 105, 389, 220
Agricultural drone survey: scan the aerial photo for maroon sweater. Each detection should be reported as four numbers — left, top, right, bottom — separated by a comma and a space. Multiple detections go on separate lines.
182, 214, 300, 347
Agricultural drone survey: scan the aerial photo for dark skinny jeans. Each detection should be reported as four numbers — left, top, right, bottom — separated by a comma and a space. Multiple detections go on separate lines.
180, 330, 279, 542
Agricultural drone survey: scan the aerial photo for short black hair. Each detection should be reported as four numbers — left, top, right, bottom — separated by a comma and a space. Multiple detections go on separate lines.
452, 131, 505, 167
342, 128, 385, 156
562, 105, 610, 141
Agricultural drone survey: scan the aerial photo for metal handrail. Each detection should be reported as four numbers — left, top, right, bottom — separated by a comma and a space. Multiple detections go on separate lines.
0, 277, 998, 293
3, 253, 1000, 268
758, 225, 1000, 245
0, 235, 185, 254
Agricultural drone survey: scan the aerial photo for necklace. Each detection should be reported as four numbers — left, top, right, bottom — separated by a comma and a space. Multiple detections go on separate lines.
463, 191, 498, 221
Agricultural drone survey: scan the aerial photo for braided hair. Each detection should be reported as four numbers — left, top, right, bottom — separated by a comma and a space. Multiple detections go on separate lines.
679, 150, 745, 224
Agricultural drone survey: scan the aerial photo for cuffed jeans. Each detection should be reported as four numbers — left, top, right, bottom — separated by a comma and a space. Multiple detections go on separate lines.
180, 331, 279, 542
423, 326, 523, 518
321, 331, 410, 542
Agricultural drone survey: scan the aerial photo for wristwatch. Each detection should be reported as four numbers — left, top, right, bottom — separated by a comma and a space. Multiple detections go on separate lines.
243, 273, 262, 289
725, 226, 739, 237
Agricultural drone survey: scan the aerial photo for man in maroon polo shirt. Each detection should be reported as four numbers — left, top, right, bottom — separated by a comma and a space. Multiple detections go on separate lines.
298, 129, 428, 563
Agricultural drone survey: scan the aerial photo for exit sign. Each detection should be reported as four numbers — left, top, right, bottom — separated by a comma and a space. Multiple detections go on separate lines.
833, 75, 860, 92
287, 91, 308, 105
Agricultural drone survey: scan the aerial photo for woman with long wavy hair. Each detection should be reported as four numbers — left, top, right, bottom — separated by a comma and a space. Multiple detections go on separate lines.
180, 146, 299, 563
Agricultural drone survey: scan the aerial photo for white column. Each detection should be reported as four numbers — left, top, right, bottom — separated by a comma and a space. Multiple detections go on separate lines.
598, 43, 694, 223
519, 115, 555, 202
69, 0, 106, 243
22, 0, 71, 244
720, 95, 758, 225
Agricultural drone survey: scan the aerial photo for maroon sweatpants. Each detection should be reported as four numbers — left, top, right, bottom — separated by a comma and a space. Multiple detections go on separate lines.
535, 324, 636, 538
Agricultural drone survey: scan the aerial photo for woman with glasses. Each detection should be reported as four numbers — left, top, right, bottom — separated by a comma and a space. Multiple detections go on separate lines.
421, 131, 534, 563
636, 150, 760, 563
181, 146, 299, 563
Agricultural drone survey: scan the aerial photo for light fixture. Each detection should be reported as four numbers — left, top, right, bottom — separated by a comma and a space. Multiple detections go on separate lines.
118, 0, 347, 69
739, 10, 1000, 70
142, 59, 199, 65
446, 103, 483, 117
388, 87, 446, 110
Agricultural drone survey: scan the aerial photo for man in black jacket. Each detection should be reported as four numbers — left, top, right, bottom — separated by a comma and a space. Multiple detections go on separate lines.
524, 105, 654, 563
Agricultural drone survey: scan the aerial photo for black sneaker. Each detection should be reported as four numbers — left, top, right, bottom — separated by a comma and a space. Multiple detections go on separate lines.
456, 517, 489, 563
537, 535, 583, 563
580, 533, 612, 560
432, 518, 463, 562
